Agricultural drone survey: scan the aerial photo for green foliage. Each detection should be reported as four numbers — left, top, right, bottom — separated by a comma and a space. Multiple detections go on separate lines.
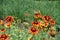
0, 0, 60, 24
35, 0, 60, 1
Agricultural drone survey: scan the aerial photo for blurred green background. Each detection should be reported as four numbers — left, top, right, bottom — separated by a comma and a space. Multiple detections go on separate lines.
0, 0, 60, 25
35, 0, 60, 1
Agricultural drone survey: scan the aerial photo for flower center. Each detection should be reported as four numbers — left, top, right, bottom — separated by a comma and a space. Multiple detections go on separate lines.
31, 28, 36, 32
44, 16, 51, 21
34, 21, 39, 25
1, 28, 5, 31
35, 13, 40, 16
1, 34, 8, 39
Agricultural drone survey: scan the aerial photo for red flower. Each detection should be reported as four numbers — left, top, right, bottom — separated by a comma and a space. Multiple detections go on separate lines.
32, 21, 40, 27
42, 16, 51, 22
29, 27, 38, 35
44, 22, 49, 27
0, 28, 6, 32
34, 13, 42, 18
48, 30, 56, 37
4, 16, 14, 23
0, 34, 10, 40
49, 19, 55, 26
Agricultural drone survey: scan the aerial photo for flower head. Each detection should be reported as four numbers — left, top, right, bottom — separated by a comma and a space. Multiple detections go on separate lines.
0, 34, 10, 40
28, 37, 32, 40
39, 21, 45, 28
16, 29, 20, 33
4, 16, 14, 23
42, 16, 51, 22
17, 19, 21, 24
0, 28, 6, 32
44, 22, 49, 27
29, 27, 38, 35
48, 30, 56, 37
34, 13, 42, 18
32, 21, 40, 27
49, 19, 55, 26
0, 20, 3, 25
5, 22, 11, 28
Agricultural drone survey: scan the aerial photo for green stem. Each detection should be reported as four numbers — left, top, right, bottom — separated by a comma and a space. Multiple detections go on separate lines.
9, 28, 10, 34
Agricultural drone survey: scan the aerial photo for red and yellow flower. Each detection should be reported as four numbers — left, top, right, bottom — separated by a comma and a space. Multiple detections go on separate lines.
48, 30, 56, 37
39, 21, 45, 28
32, 21, 40, 27
49, 19, 55, 26
44, 22, 49, 27
0, 28, 6, 32
28, 37, 32, 40
0, 34, 10, 40
4, 16, 14, 23
29, 27, 38, 35
42, 16, 51, 22
5, 22, 12, 28
34, 13, 42, 18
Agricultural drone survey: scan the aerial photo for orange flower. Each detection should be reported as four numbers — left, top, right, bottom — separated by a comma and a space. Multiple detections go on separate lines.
0, 28, 6, 32
4, 16, 14, 23
49, 19, 55, 26
32, 21, 40, 27
0, 20, 3, 25
0, 34, 10, 40
5, 22, 11, 28
34, 13, 42, 18
48, 30, 56, 37
0, 38, 4, 40
44, 22, 49, 27
42, 16, 51, 22
39, 21, 45, 28
48, 31, 51, 36
25, 12, 29, 17
29, 27, 38, 35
